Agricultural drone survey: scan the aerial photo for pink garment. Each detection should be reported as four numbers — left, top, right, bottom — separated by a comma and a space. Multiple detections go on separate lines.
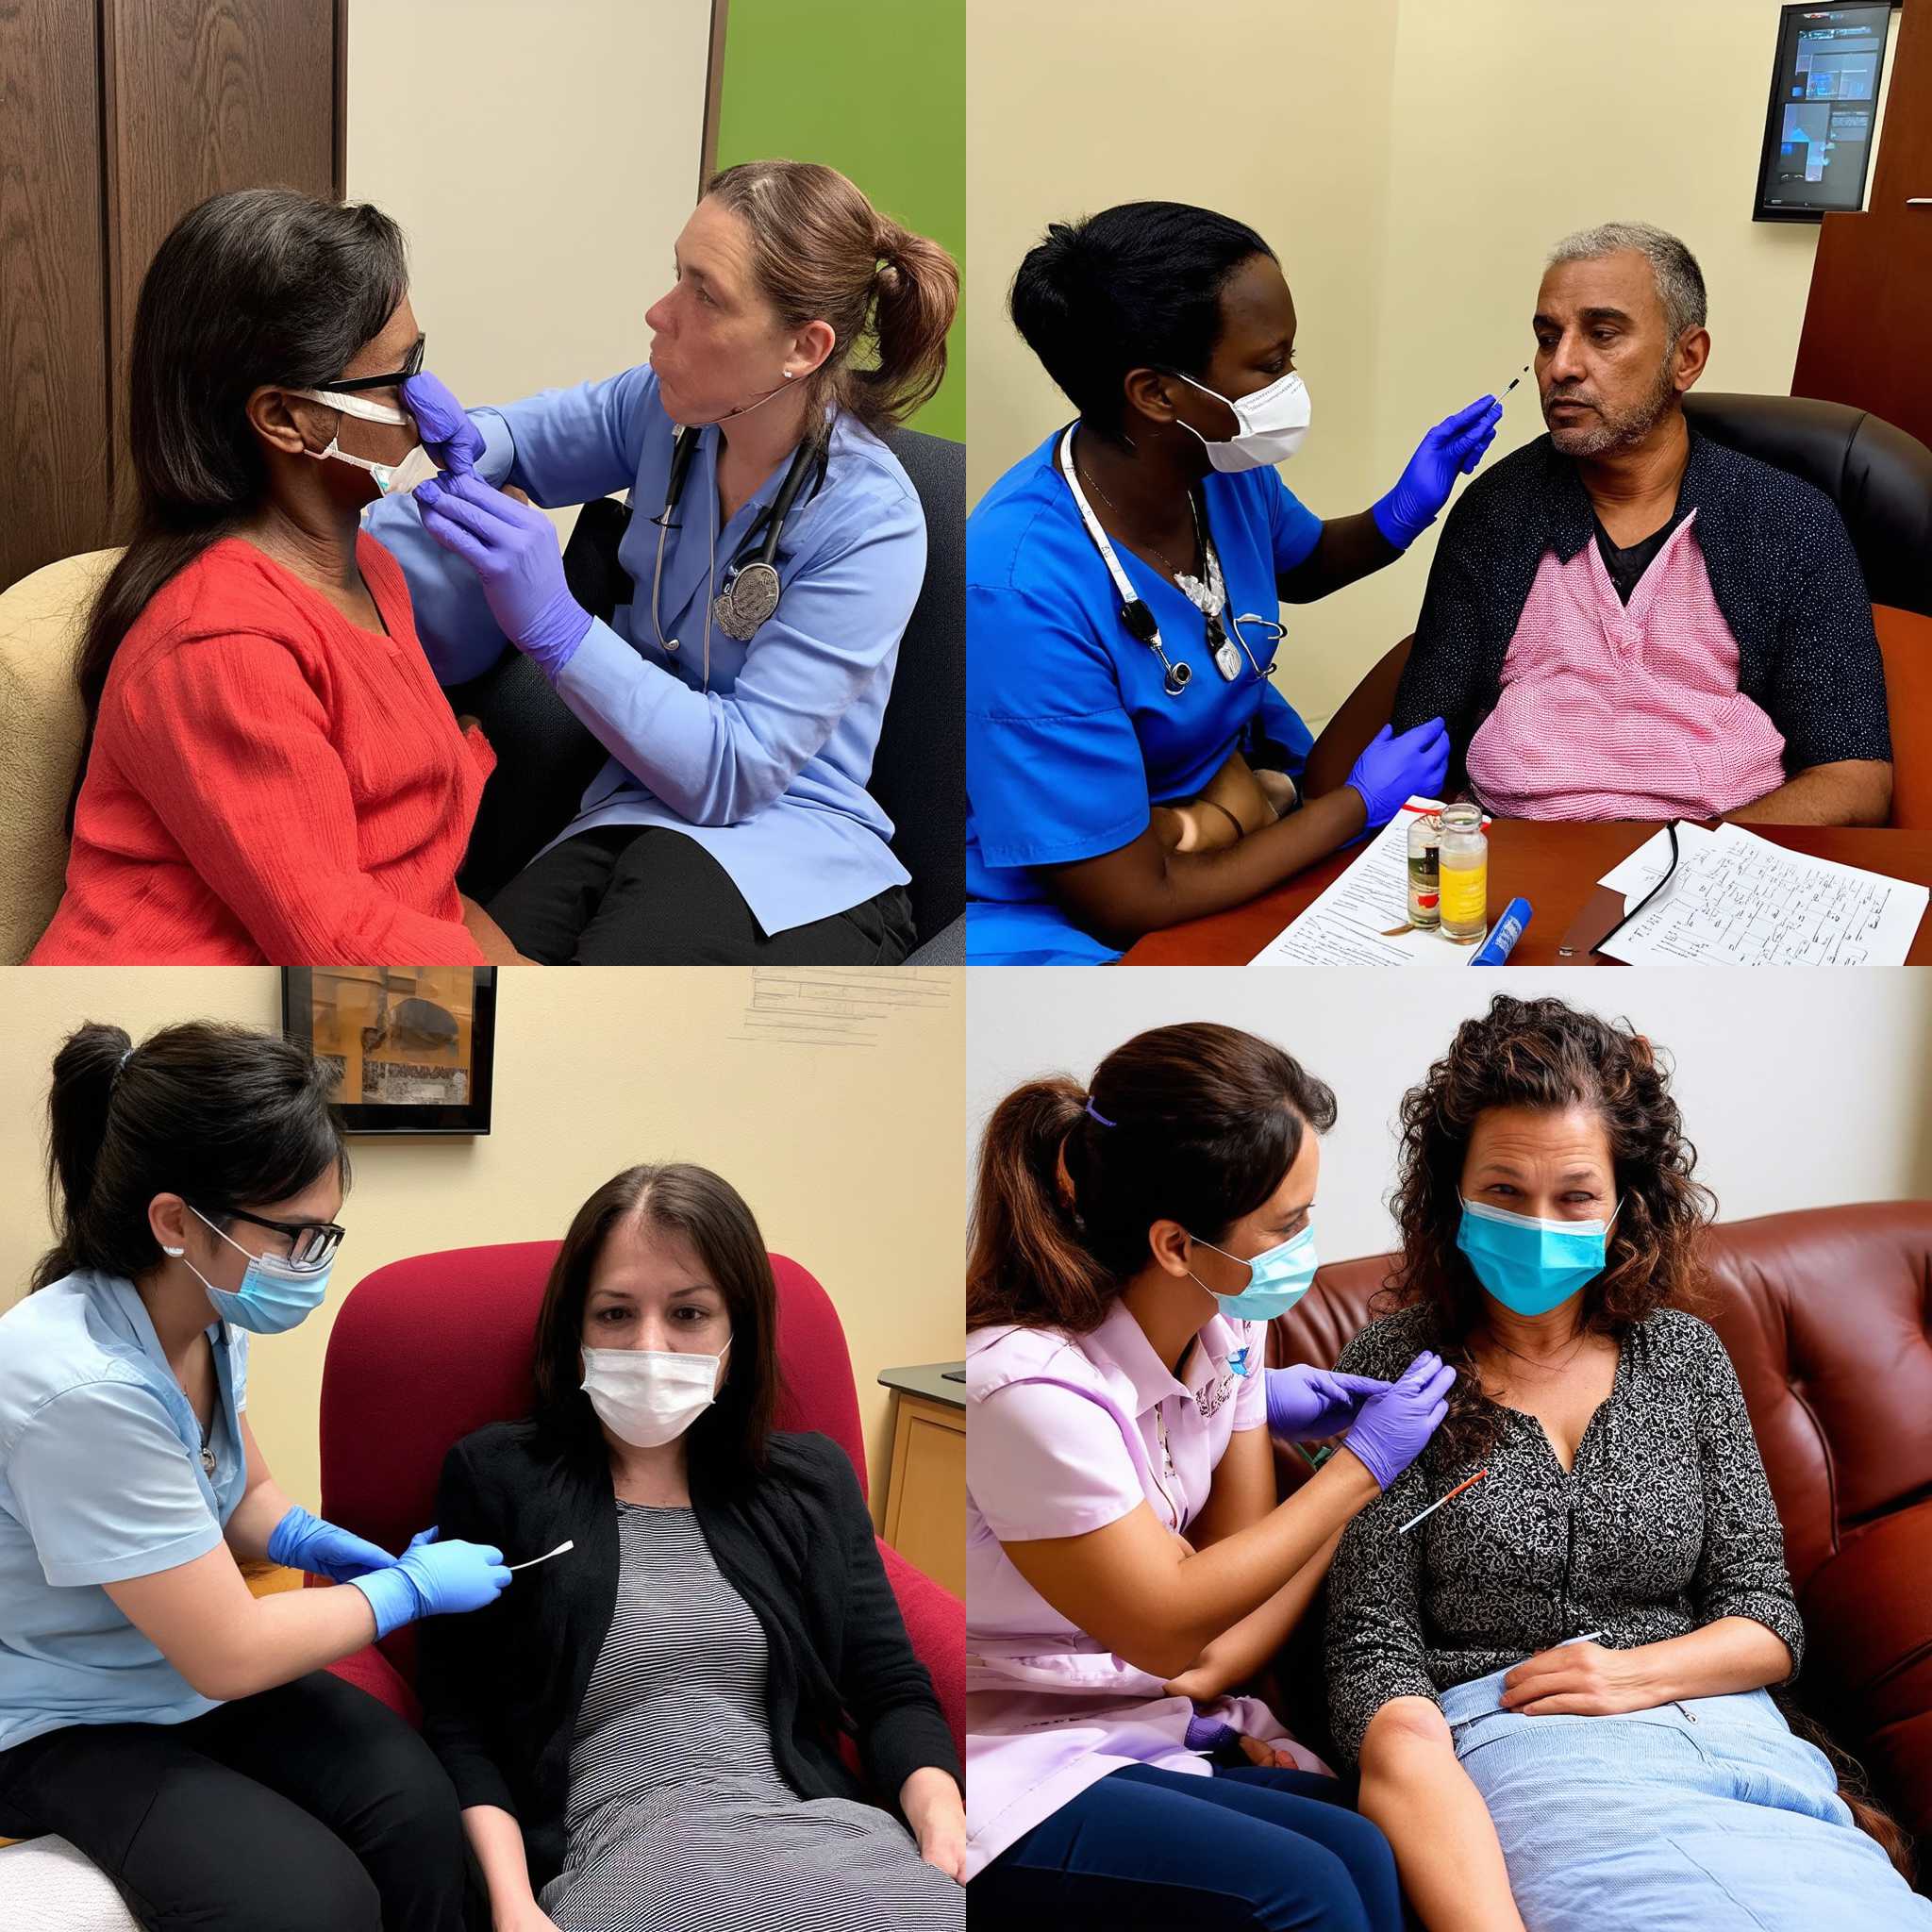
964, 1301, 1329, 1881
1465, 511, 1788, 820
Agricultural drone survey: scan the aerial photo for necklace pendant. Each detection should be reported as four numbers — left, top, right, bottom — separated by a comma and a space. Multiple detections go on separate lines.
199, 1446, 217, 1477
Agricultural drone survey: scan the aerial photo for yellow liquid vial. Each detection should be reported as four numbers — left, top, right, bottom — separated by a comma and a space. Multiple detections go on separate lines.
1440, 858, 1488, 942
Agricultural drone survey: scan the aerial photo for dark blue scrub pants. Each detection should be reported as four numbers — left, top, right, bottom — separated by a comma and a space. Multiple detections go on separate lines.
973, 1762, 1406, 1931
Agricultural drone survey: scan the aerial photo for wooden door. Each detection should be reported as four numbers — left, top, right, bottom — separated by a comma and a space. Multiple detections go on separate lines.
1792, 0, 1932, 446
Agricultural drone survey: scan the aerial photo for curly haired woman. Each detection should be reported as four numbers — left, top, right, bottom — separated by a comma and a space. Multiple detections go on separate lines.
1322, 993, 1926, 1932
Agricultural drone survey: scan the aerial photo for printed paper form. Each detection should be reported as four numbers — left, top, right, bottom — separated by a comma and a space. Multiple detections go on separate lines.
1248, 799, 1491, 967
1597, 821, 1926, 967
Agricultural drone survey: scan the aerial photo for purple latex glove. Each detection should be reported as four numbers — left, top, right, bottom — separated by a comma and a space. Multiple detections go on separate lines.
413, 474, 592, 675
1345, 718, 1450, 828
1263, 1364, 1393, 1441
1186, 1713, 1241, 1754
399, 372, 485, 477
1372, 396, 1504, 551
1341, 1351, 1457, 1491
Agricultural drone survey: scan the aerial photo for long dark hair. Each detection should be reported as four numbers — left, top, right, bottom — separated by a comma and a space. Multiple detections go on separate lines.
1008, 200, 1274, 441
68, 188, 408, 828
1382, 994, 1713, 1468
707, 160, 958, 435
530, 1163, 782, 1491
32, 1020, 349, 1292
967, 1022, 1337, 1336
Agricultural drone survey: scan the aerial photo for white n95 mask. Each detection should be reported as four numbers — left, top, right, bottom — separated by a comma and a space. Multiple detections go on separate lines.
1174, 369, 1311, 472
287, 386, 439, 496
581, 1341, 731, 1448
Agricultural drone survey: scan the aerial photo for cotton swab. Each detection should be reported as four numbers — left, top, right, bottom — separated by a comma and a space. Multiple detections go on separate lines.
1398, 1469, 1489, 1535
508, 1539, 575, 1572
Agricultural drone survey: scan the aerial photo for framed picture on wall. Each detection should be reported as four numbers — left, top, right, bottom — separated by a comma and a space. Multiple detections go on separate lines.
281, 968, 497, 1136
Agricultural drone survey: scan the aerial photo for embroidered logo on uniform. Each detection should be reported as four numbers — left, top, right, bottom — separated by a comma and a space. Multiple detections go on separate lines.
1196, 1375, 1235, 1419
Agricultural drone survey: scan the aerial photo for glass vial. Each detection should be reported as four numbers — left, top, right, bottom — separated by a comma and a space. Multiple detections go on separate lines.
1438, 804, 1489, 943
1406, 809, 1442, 929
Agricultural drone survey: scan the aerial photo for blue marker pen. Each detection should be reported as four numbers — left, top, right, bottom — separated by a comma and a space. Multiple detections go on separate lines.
1471, 898, 1531, 966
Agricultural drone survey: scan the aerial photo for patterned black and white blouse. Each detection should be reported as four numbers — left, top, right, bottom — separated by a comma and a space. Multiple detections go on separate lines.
1324, 1302, 1807, 1765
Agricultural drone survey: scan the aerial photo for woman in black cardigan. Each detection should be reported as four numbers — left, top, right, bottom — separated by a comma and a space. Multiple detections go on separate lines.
416, 1162, 964, 1931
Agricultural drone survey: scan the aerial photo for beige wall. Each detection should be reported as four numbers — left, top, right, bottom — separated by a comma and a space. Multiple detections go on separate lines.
0, 967, 965, 1523
969, 0, 1897, 729
345, 0, 714, 541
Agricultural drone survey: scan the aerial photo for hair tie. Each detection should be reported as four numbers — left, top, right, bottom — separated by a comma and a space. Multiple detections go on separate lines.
1084, 1097, 1116, 1128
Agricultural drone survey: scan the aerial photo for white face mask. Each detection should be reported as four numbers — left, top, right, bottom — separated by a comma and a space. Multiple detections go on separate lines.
286, 386, 438, 495
580, 1340, 731, 1448
1174, 369, 1312, 472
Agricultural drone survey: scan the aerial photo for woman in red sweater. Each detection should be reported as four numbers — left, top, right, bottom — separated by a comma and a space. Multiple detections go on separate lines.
31, 189, 523, 966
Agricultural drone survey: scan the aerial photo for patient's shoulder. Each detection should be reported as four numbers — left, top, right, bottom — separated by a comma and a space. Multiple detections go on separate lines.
1633, 1304, 1732, 1379
1334, 1300, 1439, 1378
1698, 435, 1849, 538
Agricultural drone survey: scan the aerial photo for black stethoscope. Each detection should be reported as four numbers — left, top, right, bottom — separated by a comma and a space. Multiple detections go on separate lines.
648, 425, 828, 688
1057, 425, 1285, 699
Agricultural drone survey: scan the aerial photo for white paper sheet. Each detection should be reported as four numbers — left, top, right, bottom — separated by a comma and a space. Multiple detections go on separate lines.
1597, 821, 1927, 967
1248, 800, 1491, 967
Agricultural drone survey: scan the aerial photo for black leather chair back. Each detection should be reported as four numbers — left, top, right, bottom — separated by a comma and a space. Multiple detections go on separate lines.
874, 428, 966, 945
1685, 392, 1932, 618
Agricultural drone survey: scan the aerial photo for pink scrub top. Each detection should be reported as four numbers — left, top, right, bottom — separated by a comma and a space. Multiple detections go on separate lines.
963, 1299, 1330, 1881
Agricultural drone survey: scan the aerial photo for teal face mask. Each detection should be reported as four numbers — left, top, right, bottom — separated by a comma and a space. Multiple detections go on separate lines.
1456, 1197, 1620, 1317
1188, 1222, 1319, 1322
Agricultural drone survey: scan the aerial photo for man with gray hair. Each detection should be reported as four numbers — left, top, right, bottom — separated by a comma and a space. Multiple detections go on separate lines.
1391, 221, 1890, 825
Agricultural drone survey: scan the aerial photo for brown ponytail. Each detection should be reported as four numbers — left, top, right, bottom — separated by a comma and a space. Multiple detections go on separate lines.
705, 159, 958, 435
967, 1024, 1338, 1337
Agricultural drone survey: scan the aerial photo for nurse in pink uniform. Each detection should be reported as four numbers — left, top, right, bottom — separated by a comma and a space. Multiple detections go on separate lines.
964, 1022, 1453, 1928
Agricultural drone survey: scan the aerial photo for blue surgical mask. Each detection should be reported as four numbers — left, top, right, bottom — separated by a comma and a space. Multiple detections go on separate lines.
1456, 1198, 1620, 1317
180, 1206, 334, 1335
1188, 1223, 1319, 1322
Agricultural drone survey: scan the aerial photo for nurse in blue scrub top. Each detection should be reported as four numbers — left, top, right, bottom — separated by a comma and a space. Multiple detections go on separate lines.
369, 159, 959, 966
966, 201, 1501, 964
0, 1021, 508, 1932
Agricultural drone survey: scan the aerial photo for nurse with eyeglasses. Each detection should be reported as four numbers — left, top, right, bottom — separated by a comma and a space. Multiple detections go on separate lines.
0, 1021, 507, 1932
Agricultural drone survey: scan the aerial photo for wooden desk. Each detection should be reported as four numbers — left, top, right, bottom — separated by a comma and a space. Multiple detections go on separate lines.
878, 1362, 965, 1598
1123, 821, 1932, 966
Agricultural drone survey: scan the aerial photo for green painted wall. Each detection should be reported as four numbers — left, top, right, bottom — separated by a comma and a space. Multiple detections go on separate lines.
713, 0, 964, 442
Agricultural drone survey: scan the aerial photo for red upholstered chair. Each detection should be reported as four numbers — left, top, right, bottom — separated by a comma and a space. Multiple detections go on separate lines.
311, 1241, 963, 1777
1260, 1203, 1932, 1856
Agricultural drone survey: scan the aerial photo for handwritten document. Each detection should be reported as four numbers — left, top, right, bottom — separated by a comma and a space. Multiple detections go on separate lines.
1597, 823, 1926, 968
1249, 800, 1490, 967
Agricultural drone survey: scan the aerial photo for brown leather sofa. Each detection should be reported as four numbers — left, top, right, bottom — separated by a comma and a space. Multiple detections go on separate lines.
1261, 1202, 1932, 1865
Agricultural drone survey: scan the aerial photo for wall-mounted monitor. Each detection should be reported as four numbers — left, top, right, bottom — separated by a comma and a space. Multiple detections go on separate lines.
1754, 3, 1895, 223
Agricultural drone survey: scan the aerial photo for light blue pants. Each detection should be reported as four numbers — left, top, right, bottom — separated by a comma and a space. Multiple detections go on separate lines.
1441, 1661, 1932, 1931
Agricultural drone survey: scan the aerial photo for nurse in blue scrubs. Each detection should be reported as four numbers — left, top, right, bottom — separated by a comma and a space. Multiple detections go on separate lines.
368, 159, 959, 966
966, 201, 1500, 964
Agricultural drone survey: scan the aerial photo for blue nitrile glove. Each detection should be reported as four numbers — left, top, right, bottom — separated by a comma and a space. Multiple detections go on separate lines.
399, 372, 486, 477
413, 474, 592, 675
1372, 397, 1504, 551
1264, 1365, 1393, 1441
347, 1525, 511, 1641
1341, 1351, 1457, 1491
1345, 719, 1451, 829
266, 1504, 399, 1585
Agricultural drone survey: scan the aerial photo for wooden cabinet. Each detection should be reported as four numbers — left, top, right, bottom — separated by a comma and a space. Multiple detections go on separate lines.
1, 0, 345, 591
879, 1366, 965, 1599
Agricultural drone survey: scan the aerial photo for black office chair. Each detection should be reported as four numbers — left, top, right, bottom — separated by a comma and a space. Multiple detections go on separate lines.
1684, 392, 1932, 619
446, 427, 968, 961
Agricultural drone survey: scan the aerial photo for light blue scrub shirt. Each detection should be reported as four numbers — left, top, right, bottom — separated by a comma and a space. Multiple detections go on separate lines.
367, 367, 925, 937
0, 1270, 248, 1754
965, 428, 1324, 964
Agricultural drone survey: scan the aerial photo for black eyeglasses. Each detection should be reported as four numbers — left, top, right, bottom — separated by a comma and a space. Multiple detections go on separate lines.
325, 334, 426, 394
1594, 820, 1682, 954
200, 1207, 346, 1274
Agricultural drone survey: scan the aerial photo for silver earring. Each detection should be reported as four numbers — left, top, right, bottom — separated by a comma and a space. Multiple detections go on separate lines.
782, 370, 796, 380
162, 1245, 185, 1258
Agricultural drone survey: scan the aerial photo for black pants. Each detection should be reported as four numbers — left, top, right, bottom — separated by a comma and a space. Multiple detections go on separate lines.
0, 1671, 483, 1932
489, 824, 916, 965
